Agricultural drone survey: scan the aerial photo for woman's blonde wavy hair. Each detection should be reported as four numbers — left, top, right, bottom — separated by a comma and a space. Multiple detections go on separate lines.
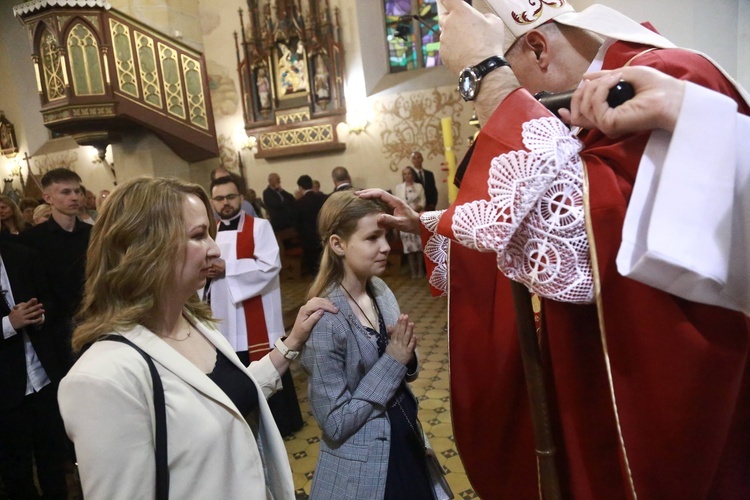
72, 177, 216, 352
307, 191, 389, 300
0, 195, 26, 233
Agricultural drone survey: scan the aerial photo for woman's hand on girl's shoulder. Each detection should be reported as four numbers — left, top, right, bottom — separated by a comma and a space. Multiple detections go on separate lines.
385, 314, 416, 366
286, 297, 339, 350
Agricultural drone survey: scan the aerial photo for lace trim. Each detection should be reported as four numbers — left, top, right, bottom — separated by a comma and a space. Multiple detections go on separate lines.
451, 117, 594, 303
420, 210, 443, 234
420, 210, 449, 296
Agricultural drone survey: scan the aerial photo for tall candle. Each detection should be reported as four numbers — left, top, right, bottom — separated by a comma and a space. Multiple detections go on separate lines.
441, 117, 458, 203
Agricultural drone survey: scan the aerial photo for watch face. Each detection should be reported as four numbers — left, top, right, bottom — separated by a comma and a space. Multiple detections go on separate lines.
458, 70, 477, 101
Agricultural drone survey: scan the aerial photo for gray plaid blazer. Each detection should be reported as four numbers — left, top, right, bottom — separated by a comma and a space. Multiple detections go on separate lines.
300, 278, 421, 499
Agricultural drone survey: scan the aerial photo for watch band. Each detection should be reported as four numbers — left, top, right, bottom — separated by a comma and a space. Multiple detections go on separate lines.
274, 337, 300, 360
471, 55, 509, 79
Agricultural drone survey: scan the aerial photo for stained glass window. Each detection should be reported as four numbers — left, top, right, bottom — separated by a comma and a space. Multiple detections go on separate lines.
385, 0, 441, 73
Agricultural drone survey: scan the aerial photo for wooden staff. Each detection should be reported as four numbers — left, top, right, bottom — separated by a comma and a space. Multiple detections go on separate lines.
510, 280, 562, 500
508, 82, 633, 498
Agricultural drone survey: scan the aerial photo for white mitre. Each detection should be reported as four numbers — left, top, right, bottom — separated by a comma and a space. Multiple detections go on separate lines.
482, 0, 675, 51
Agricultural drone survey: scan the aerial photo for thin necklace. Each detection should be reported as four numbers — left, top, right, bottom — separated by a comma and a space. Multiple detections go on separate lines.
164, 319, 192, 342
341, 284, 378, 331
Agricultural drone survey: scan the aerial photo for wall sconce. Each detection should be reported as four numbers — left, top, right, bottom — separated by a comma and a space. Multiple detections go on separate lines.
233, 126, 258, 152
0, 111, 19, 159
241, 135, 258, 151
346, 111, 369, 135
89, 143, 118, 185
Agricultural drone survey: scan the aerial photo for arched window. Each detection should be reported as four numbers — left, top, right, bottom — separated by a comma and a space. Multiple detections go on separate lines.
67, 23, 105, 96
385, 0, 441, 73
40, 28, 66, 101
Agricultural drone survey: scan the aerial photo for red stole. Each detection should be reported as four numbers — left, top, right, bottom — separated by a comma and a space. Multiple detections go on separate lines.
234, 216, 270, 361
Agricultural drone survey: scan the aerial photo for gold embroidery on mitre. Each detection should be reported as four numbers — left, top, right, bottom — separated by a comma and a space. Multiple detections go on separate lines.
511, 0, 568, 25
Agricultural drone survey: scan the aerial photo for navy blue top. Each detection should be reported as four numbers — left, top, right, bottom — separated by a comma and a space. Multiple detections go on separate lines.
207, 350, 259, 419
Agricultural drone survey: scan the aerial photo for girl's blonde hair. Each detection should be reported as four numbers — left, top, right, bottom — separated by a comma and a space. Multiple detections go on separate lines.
0, 195, 26, 233
72, 177, 216, 352
307, 191, 389, 299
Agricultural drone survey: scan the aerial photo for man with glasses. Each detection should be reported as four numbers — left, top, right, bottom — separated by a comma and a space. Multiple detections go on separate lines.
206, 176, 303, 435
210, 166, 258, 218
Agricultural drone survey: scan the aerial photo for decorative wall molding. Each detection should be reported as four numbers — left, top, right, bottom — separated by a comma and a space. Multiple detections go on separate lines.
33, 150, 79, 173
217, 133, 238, 170
375, 87, 465, 172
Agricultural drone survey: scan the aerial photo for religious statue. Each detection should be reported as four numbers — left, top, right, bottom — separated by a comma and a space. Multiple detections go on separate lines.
277, 41, 308, 95
313, 55, 330, 103
256, 67, 271, 109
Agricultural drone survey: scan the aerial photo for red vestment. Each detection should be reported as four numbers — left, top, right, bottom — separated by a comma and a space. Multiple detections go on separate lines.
431, 40, 750, 499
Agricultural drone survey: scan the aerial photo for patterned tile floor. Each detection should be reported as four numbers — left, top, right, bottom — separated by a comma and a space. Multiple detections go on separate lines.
279, 268, 478, 499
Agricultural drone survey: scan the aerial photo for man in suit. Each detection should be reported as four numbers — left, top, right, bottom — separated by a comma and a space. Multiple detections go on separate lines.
262, 173, 296, 231
295, 175, 328, 275
331, 166, 353, 192
0, 242, 68, 499
410, 151, 438, 211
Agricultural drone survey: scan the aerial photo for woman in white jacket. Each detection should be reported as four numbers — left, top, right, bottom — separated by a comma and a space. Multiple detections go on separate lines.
58, 177, 336, 499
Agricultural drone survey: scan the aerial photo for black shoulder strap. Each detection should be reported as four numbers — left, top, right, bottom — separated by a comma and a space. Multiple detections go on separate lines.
100, 334, 169, 500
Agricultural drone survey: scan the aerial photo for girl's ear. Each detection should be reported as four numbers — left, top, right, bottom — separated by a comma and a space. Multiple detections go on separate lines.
329, 234, 345, 257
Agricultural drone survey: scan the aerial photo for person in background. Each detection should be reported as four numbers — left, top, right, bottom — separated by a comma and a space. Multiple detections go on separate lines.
392, 167, 425, 279
32, 204, 51, 226
301, 191, 436, 499
312, 179, 323, 194
84, 189, 97, 221
331, 166, 353, 192
0, 241, 69, 500
58, 177, 337, 499
247, 188, 265, 219
19, 198, 39, 227
95, 190, 110, 211
295, 175, 328, 276
262, 173, 296, 232
76, 185, 95, 225
409, 152, 437, 211
0, 195, 27, 241
19, 168, 91, 370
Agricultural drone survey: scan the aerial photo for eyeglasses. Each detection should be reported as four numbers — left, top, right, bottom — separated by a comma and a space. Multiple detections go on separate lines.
212, 194, 240, 202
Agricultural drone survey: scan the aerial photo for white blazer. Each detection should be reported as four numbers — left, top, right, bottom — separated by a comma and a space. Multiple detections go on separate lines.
58, 318, 295, 499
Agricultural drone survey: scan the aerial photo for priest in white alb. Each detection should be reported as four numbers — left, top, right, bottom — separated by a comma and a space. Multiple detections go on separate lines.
207, 175, 303, 435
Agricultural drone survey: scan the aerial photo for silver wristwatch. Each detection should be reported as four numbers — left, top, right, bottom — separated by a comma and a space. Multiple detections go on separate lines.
458, 55, 510, 101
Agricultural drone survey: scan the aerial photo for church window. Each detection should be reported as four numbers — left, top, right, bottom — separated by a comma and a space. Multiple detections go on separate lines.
385, 0, 441, 72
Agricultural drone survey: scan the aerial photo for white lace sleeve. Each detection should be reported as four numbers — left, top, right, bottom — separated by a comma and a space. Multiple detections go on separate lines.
451, 117, 594, 304
420, 210, 449, 296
